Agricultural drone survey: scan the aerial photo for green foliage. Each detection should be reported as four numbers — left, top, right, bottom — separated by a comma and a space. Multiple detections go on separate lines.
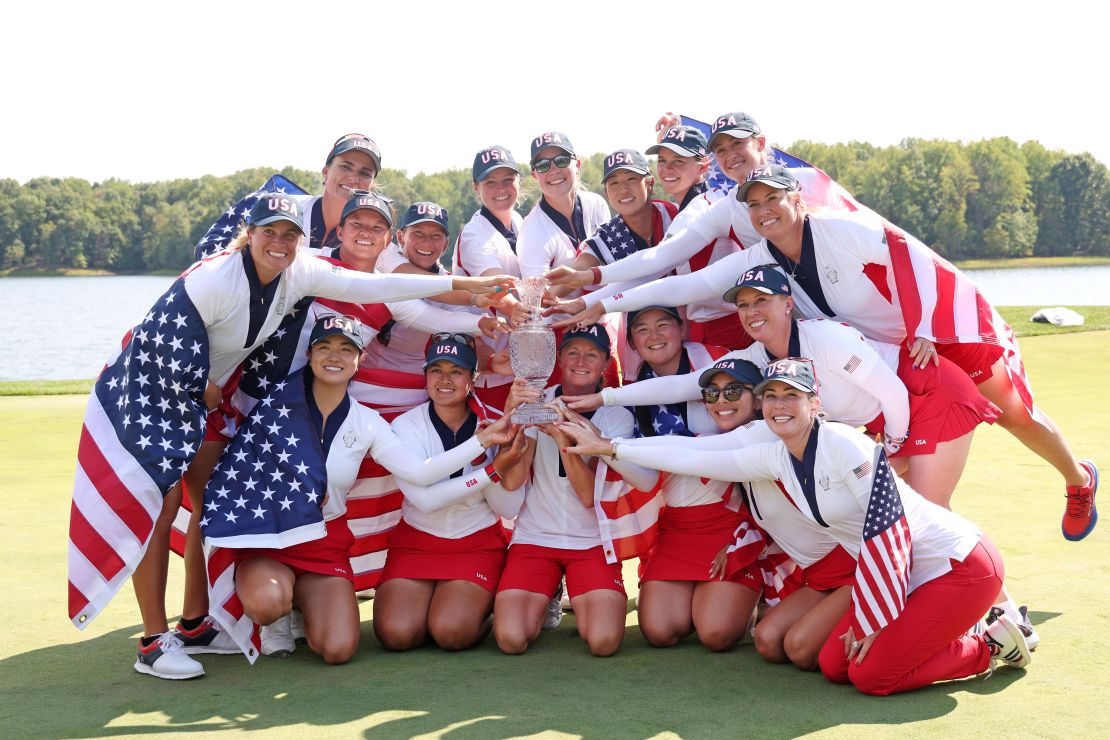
2, 139, 1107, 273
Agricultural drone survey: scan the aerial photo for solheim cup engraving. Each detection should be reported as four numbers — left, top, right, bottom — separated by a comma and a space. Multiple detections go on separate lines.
509, 276, 558, 425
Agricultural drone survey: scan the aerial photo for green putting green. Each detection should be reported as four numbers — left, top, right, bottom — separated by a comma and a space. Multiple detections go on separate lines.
2, 331, 1108, 738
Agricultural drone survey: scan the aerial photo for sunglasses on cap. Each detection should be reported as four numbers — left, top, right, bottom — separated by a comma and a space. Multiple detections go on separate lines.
532, 154, 574, 174
701, 383, 749, 404
431, 332, 476, 347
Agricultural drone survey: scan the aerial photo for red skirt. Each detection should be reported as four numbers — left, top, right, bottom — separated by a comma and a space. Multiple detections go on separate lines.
641, 502, 751, 586
236, 517, 355, 582
379, 519, 509, 592
799, 545, 856, 592
937, 342, 1005, 385
865, 347, 999, 457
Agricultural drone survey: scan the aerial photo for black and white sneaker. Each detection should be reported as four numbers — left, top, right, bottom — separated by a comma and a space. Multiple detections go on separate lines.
174, 616, 240, 655
983, 614, 1032, 669
134, 631, 205, 680
985, 606, 1040, 652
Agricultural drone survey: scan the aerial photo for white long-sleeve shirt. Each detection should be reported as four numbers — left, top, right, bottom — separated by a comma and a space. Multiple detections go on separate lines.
517, 191, 610, 279
390, 403, 524, 538
183, 247, 453, 387
512, 388, 656, 550
615, 421, 980, 592
601, 319, 909, 437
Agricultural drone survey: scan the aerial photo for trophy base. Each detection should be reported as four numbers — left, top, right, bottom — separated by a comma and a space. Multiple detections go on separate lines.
511, 403, 559, 425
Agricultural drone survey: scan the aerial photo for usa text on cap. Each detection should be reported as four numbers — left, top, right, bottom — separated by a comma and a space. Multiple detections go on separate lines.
341, 191, 394, 227
326, 133, 382, 171
708, 112, 762, 148
249, 194, 305, 233
400, 201, 449, 232
735, 164, 800, 203
310, 314, 365, 351
698, 357, 763, 387
473, 145, 520, 183
722, 265, 791, 304
754, 357, 819, 395
530, 131, 575, 163
560, 322, 611, 355
646, 125, 708, 158
424, 334, 478, 371
602, 149, 651, 182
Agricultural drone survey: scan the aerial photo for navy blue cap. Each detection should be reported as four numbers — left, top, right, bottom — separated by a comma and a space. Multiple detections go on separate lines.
560, 323, 611, 355
248, 194, 304, 233
340, 191, 394, 227
708, 112, 762, 148
722, 265, 791, 304
602, 149, 651, 182
310, 314, 365, 351
424, 334, 478, 371
473, 145, 520, 183
735, 164, 801, 203
646, 125, 709, 158
698, 357, 764, 388
530, 131, 575, 163
326, 133, 382, 171
754, 357, 819, 395
400, 201, 449, 233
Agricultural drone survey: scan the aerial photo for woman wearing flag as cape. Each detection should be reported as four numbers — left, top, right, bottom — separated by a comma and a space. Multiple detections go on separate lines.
201, 316, 519, 665
549, 151, 1099, 545
558, 358, 1033, 695
373, 334, 528, 652
67, 194, 512, 680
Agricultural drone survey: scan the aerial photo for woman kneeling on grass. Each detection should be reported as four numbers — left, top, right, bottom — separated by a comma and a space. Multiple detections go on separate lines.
559, 359, 1033, 694
203, 315, 516, 664
372, 334, 528, 651
492, 325, 659, 657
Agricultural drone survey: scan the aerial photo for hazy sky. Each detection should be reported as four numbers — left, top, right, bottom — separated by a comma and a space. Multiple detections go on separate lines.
5, 0, 1104, 184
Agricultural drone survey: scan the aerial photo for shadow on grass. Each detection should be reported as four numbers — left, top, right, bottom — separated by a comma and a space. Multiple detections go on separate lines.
0, 619, 1028, 740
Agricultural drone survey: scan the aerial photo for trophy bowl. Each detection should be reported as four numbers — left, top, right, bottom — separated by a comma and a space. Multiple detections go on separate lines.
509, 277, 559, 425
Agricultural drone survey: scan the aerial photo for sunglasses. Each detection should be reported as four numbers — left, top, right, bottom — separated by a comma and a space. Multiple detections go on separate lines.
701, 383, 749, 404
431, 332, 476, 347
532, 154, 574, 174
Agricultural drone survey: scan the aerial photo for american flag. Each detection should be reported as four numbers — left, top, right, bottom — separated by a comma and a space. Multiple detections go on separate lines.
587, 217, 641, 263
851, 449, 913, 637
203, 369, 331, 660
725, 501, 799, 606
201, 371, 328, 549
68, 279, 210, 628
193, 174, 309, 260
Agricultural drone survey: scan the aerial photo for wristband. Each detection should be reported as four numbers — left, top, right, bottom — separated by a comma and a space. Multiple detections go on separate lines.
590, 266, 602, 286
470, 293, 479, 307
609, 437, 622, 460
485, 462, 502, 484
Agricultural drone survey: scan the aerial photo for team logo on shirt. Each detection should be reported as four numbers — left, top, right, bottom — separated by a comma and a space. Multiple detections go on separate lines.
819, 472, 830, 490
343, 430, 356, 448
826, 267, 839, 283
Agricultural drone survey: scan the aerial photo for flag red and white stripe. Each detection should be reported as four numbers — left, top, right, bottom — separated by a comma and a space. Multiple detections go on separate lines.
851, 448, 913, 637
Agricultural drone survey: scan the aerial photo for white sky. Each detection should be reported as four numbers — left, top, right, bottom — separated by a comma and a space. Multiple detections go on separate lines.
4, 0, 1105, 184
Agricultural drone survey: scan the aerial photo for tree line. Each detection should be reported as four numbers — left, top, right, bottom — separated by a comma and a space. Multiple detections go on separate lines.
1, 137, 1107, 274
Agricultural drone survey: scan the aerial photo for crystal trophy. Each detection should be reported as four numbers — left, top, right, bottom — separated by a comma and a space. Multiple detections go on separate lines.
509, 276, 558, 424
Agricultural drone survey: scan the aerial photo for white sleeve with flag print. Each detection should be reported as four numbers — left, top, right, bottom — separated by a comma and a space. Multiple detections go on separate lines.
293, 251, 455, 306
603, 247, 763, 315
798, 320, 909, 439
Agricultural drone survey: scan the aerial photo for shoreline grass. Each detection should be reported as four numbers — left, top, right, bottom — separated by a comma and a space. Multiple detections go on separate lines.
2, 308, 1106, 397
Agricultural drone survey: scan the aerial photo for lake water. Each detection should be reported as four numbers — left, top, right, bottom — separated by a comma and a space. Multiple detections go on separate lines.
1, 265, 1107, 381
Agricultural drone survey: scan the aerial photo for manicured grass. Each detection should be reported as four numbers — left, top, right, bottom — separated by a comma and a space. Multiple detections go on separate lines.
2, 333, 1109, 738
954, 255, 1110, 270
0, 379, 94, 396
998, 305, 1110, 337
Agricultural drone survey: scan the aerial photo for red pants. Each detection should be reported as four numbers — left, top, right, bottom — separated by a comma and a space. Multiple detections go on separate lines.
818, 537, 1002, 695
